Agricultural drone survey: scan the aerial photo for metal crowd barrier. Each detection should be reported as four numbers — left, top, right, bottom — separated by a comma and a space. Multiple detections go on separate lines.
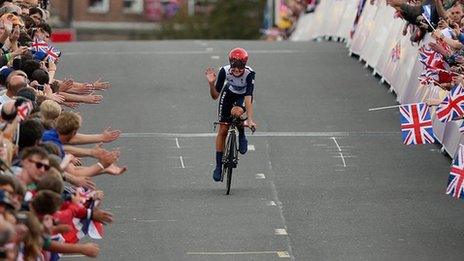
291, 0, 463, 157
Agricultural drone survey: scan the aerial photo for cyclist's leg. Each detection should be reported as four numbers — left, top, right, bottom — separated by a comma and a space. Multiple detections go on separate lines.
231, 96, 248, 154
214, 89, 233, 181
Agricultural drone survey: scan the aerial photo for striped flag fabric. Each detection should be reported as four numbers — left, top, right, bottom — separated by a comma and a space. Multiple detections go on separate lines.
399, 103, 435, 145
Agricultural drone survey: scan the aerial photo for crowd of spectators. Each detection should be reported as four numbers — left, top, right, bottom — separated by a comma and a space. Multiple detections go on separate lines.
0, 0, 127, 259
385, 0, 464, 96
264, 0, 318, 41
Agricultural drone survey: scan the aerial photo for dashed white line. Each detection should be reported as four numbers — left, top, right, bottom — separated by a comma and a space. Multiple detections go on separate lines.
256, 173, 266, 179
179, 156, 185, 169
175, 138, 180, 148
265, 140, 295, 261
248, 144, 255, 151
267, 201, 277, 206
277, 251, 291, 258
331, 137, 347, 168
211, 55, 220, 59
206, 47, 214, 52
338, 153, 347, 167
275, 229, 288, 235
331, 137, 342, 152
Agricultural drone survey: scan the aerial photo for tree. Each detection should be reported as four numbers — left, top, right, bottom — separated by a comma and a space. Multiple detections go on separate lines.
157, 0, 266, 39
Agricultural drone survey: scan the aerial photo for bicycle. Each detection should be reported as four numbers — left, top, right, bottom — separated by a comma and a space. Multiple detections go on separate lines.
214, 117, 255, 195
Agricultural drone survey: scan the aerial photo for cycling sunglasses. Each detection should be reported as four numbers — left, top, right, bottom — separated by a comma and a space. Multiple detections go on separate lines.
230, 59, 246, 69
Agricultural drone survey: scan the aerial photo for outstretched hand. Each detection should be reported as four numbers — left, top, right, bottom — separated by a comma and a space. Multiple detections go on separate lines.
205, 67, 217, 84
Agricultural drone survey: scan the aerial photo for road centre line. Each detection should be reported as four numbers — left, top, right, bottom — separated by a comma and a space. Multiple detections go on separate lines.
121, 131, 398, 138
175, 138, 180, 148
265, 141, 295, 261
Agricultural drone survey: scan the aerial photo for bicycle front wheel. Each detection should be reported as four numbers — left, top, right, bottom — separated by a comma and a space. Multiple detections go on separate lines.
225, 166, 233, 195
224, 132, 237, 195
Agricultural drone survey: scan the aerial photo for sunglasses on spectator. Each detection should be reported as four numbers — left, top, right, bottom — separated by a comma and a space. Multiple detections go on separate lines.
28, 159, 50, 171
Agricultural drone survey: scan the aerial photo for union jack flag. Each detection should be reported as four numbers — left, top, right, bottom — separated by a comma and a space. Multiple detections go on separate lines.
45, 45, 61, 62
399, 103, 435, 145
17, 100, 33, 121
446, 144, 464, 199
418, 69, 439, 85
75, 199, 104, 240
30, 38, 48, 53
418, 45, 444, 69
391, 43, 401, 62
436, 84, 464, 122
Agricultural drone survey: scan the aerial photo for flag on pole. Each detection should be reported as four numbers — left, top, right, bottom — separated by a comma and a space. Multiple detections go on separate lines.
446, 144, 464, 199
436, 84, 464, 122
399, 103, 435, 145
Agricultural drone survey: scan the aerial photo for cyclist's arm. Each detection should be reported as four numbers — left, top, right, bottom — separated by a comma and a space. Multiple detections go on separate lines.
245, 96, 254, 121
245, 71, 255, 121
210, 68, 225, 100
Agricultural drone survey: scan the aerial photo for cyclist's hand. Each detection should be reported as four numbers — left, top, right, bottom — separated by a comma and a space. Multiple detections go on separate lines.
248, 120, 257, 132
205, 67, 217, 84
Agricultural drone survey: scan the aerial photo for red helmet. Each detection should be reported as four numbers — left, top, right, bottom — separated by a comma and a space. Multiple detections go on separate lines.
228, 48, 248, 69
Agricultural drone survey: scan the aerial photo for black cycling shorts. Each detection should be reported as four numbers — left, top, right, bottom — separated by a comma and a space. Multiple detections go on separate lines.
217, 88, 246, 123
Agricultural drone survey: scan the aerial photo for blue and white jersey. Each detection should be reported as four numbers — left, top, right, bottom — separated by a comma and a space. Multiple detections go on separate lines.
215, 65, 255, 96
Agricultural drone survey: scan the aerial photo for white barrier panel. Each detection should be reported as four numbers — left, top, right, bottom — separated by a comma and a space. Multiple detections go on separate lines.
289, 13, 314, 41
291, 0, 464, 157
374, 20, 404, 83
361, 2, 398, 68
325, 0, 348, 37
335, 1, 359, 39
349, 2, 379, 56
306, 0, 333, 39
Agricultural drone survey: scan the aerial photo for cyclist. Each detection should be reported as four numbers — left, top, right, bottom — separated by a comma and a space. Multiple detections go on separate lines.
205, 47, 257, 182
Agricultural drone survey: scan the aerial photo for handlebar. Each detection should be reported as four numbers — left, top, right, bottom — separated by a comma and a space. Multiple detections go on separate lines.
213, 121, 256, 133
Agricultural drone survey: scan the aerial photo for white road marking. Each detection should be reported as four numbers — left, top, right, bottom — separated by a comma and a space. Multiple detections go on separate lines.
338, 153, 347, 167
187, 251, 284, 256
331, 137, 342, 152
267, 201, 277, 206
248, 144, 255, 151
206, 47, 214, 52
63, 50, 308, 56
133, 218, 177, 222
331, 137, 347, 168
121, 131, 398, 138
256, 173, 266, 179
265, 140, 295, 261
277, 251, 291, 258
175, 138, 180, 148
275, 229, 288, 235
179, 156, 185, 169
211, 55, 220, 59
61, 255, 86, 258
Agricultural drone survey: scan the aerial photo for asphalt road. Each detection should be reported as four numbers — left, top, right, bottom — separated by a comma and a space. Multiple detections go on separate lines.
55, 40, 462, 261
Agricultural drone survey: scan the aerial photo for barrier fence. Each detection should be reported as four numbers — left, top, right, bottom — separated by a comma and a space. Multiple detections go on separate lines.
291, 0, 462, 158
